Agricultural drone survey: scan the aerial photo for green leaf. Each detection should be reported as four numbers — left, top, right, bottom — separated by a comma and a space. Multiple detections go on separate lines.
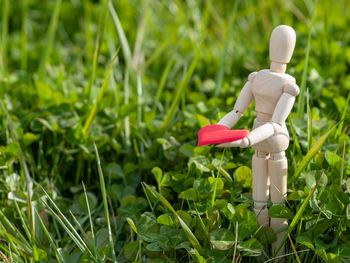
126, 218, 138, 235
237, 238, 263, 257
105, 163, 124, 179
160, 225, 187, 246
346, 204, 350, 220
234, 166, 252, 188
209, 228, 234, 250
138, 212, 156, 234
220, 202, 235, 220
296, 235, 315, 250
123, 240, 141, 261
35, 81, 53, 101
195, 248, 207, 263
95, 228, 109, 248
157, 214, 174, 226
144, 183, 205, 255
152, 166, 165, 187
146, 242, 163, 252
179, 188, 198, 201
194, 178, 212, 194
78, 192, 97, 211
22, 133, 38, 146
5, 142, 20, 158
288, 191, 306, 201
255, 227, 276, 245
325, 151, 342, 168
83, 49, 120, 135
208, 177, 224, 192
189, 156, 210, 172
179, 144, 194, 158
234, 207, 257, 240
268, 205, 294, 220
8, 190, 27, 203
195, 114, 210, 127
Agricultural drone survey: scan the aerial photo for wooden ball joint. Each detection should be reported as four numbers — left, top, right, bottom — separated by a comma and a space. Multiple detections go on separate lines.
216, 25, 299, 254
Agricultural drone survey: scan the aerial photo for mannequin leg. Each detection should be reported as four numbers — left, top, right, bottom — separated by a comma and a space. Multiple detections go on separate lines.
252, 150, 270, 227
269, 151, 288, 255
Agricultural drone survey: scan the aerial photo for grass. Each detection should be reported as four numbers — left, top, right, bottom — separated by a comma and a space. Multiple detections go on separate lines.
0, 0, 350, 262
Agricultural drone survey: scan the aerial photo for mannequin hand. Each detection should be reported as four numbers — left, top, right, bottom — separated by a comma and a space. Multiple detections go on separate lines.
216, 137, 250, 148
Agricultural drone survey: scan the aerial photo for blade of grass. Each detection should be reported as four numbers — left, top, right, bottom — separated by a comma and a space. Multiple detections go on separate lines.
141, 174, 154, 212
1, 0, 9, 78
0, 210, 31, 251
288, 234, 301, 263
132, 0, 150, 70
39, 186, 91, 253
335, 91, 350, 138
37, 0, 62, 81
141, 37, 174, 71
0, 240, 25, 263
83, 0, 94, 63
265, 250, 310, 263
274, 171, 325, 256
0, 225, 32, 256
82, 182, 97, 258
159, 42, 202, 135
143, 182, 205, 256
21, 0, 28, 71
297, 0, 317, 118
289, 125, 336, 184
40, 197, 99, 262
214, 0, 239, 96
123, 68, 131, 147
193, 201, 209, 245
232, 221, 238, 263
0, 250, 8, 263
14, 200, 31, 243
109, 1, 132, 67
288, 116, 302, 156
42, 199, 89, 253
307, 88, 312, 153
154, 56, 175, 112
83, 0, 110, 100
93, 142, 117, 263
306, 88, 312, 171
109, 2, 133, 148
1, 100, 38, 260
68, 210, 100, 262
133, 1, 150, 155
340, 142, 346, 186
34, 208, 64, 263
136, 72, 144, 154
211, 148, 226, 207
82, 49, 120, 135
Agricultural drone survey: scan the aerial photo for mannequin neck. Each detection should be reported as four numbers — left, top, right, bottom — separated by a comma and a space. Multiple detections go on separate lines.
270, 61, 286, 73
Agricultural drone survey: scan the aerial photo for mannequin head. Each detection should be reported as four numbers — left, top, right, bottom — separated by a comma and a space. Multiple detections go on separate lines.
269, 25, 296, 73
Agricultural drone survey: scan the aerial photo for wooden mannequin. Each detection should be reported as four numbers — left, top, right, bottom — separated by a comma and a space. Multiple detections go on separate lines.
217, 25, 299, 253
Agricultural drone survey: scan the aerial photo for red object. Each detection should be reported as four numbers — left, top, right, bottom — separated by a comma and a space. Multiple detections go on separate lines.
197, 124, 249, 146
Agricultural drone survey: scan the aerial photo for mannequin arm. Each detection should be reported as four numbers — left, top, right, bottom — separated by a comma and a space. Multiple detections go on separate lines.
218, 72, 256, 128
218, 83, 299, 148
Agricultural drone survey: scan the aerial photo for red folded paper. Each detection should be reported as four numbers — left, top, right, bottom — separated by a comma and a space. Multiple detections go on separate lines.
197, 124, 249, 146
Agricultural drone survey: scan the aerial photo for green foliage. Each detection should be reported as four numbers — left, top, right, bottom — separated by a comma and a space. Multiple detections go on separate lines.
1, 0, 350, 262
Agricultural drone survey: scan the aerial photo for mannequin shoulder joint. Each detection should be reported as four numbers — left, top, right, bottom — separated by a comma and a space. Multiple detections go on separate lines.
283, 83, 299, 96
248, 72, 258, 82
